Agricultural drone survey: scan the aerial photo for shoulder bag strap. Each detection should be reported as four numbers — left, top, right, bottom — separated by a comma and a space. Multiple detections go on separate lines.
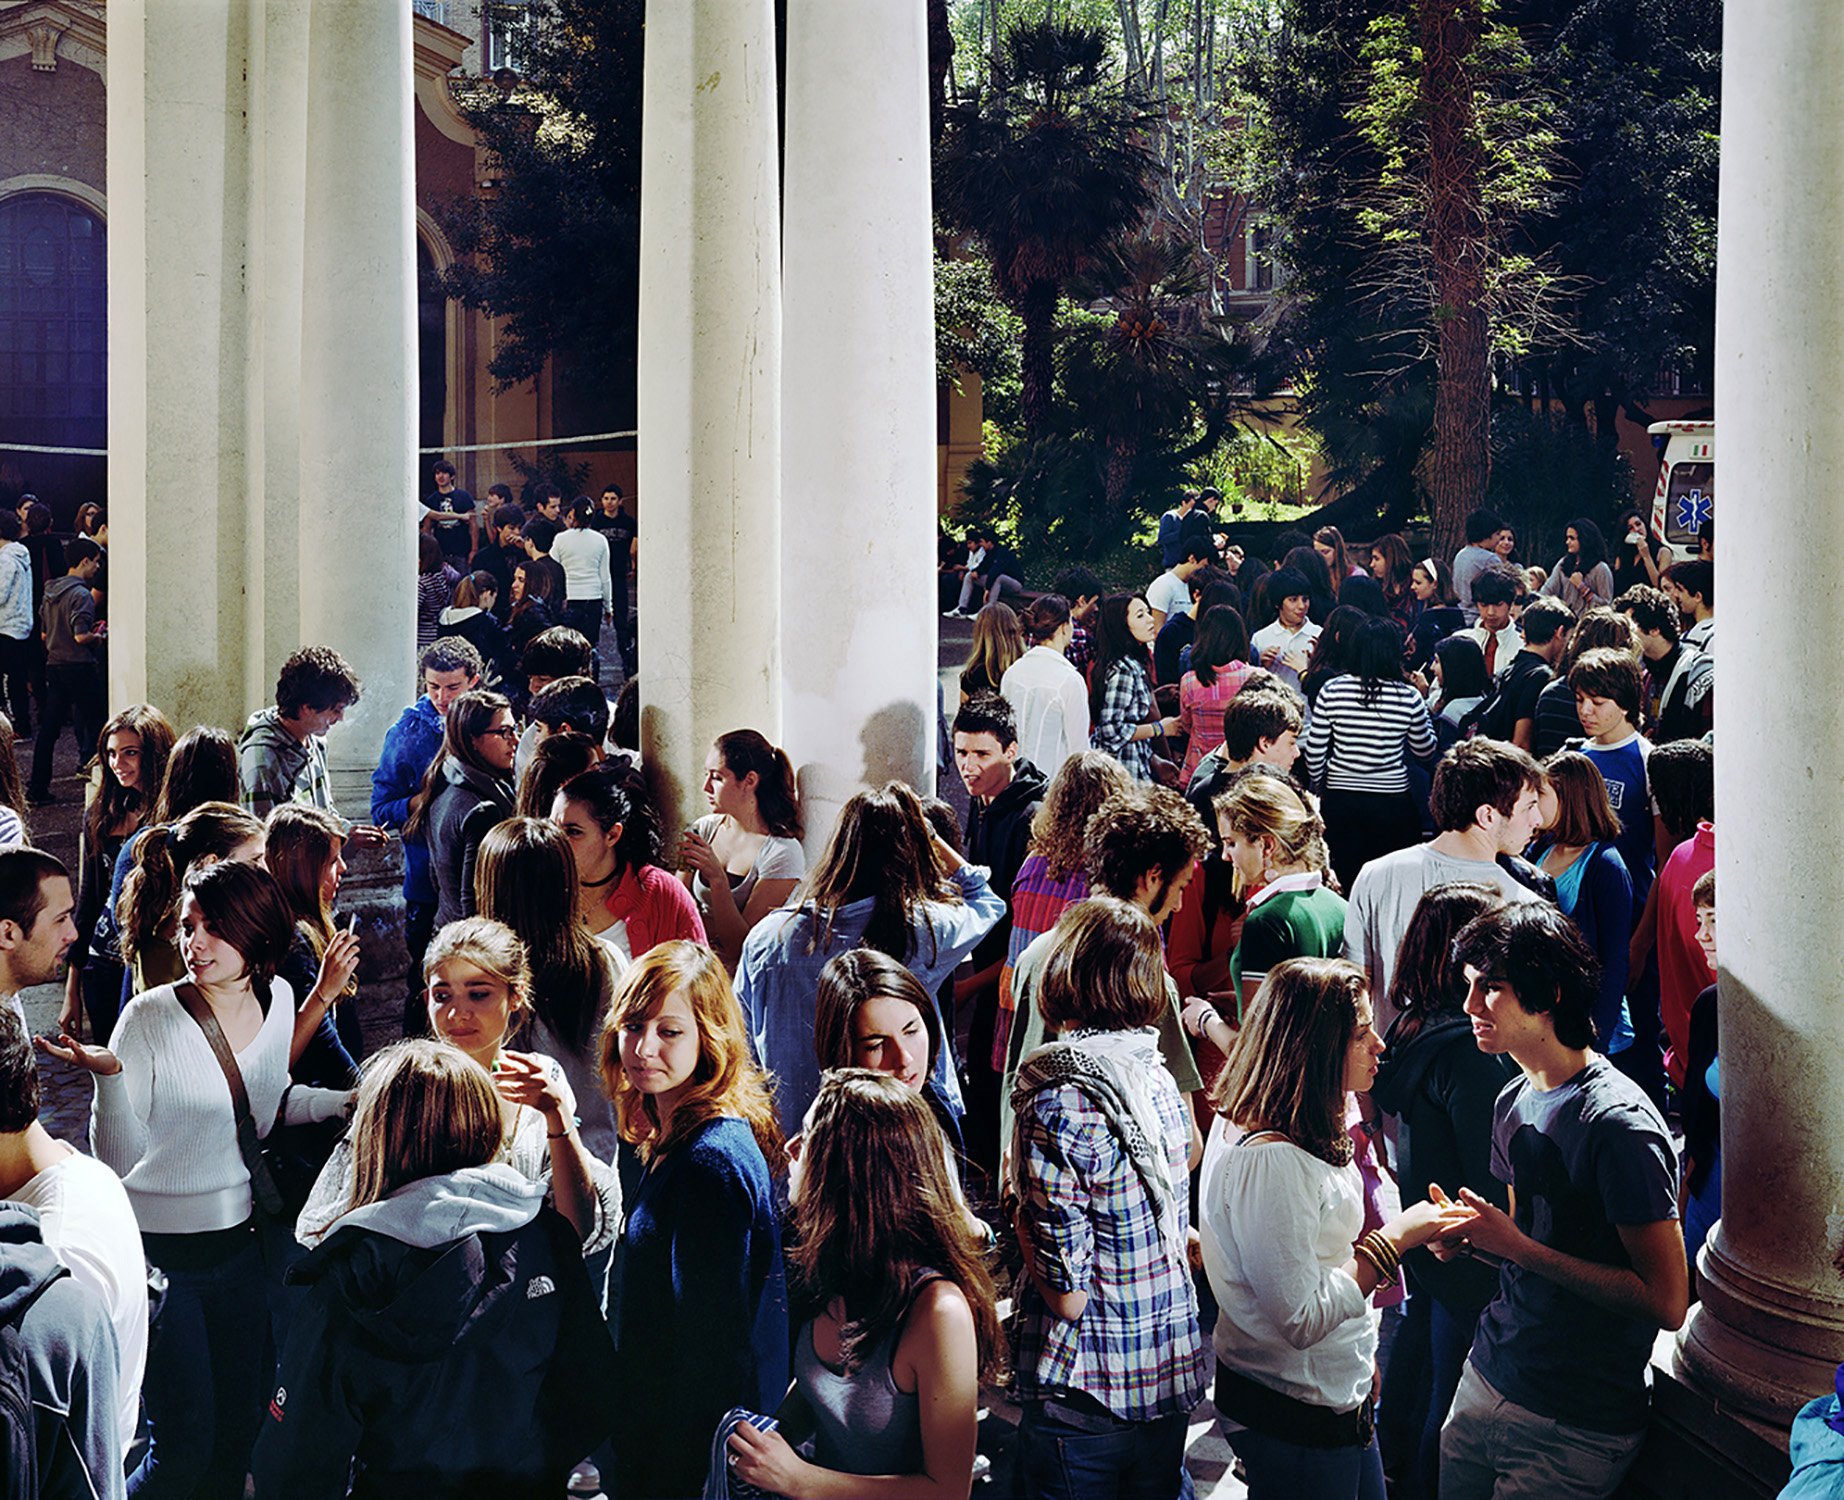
174, 981, 282, 1215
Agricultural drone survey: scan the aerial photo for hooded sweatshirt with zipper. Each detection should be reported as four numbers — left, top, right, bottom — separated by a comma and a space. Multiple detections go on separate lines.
369, 696, 445, 905
1369, 1011, 1517, 1311
251, 1165, 617, 1500
0, 1202, 123, 1500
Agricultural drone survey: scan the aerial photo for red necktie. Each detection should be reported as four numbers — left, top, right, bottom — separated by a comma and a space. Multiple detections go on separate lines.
1484, 635, 1498, 677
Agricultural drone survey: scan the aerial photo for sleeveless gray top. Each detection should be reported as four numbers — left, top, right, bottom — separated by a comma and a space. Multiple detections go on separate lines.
794, 1272, 942, 1475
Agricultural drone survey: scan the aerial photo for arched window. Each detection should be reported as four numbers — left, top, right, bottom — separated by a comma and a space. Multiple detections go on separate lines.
0, 193, 107, 512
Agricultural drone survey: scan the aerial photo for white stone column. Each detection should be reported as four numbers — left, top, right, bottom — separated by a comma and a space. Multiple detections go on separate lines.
106, 0, 262, 729
296, 0, 419, 805
636, 0, 782, 829
1675, 0, 1844, 1424
780, 0, 939, 854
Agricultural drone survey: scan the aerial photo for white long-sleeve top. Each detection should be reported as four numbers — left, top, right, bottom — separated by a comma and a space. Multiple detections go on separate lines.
1199, 1117, 1376, 1412
91, 980, 349, 1234
552, 525, 613, 609
1001, 645, 1091, 773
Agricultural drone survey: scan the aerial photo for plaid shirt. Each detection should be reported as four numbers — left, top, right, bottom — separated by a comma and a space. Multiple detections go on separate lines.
1091, 656, 1156, 781
1012, 1042, 1208, 1420
1066, 623, 1094, 676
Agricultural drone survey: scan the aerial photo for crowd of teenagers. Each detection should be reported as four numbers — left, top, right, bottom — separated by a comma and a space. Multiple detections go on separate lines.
0, 483, 1746, 1500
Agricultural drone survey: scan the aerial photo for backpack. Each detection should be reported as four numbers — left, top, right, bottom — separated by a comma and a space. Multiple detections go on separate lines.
0, 1260, 71, 1500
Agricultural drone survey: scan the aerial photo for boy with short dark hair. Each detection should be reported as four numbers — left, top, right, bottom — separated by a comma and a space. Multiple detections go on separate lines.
1462, 568, 1522, 678
1618, 583, 1711, 743
239, 645, 368, 821
1440, 901, 1686, 1500
1183, 678, 1304, 796
1454, 509, 1512, 623
1568, 647, 1655, 904
1248, 567, 1320, 692
421, 457, 477, 561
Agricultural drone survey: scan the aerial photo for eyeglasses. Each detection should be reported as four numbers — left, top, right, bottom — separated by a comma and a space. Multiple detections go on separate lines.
479, 726, 519, 742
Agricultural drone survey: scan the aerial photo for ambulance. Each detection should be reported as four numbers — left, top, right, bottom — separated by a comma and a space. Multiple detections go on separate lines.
1646, 420, 1713, 561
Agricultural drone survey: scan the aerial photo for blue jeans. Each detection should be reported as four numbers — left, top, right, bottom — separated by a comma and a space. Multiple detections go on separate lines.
1227, 1425, 1387, 1500
1017, 1401, 1193, 1500
130, 1227, 271, 1500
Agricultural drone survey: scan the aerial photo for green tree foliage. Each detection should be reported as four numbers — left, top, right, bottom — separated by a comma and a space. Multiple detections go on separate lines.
1507, 0, 1720, 438
935, 22, 1159, 438
435, 0, 644, 425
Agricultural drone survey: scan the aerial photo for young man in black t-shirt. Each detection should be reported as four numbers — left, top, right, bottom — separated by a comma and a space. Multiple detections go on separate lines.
1481, 596, 1569, 750
469, 500, 526, 624
421, 459, 476, 562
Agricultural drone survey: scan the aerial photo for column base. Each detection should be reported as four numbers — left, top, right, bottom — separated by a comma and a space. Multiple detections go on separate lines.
1619, 1332, 1790, 1499
1675, 1227, 1844, 1424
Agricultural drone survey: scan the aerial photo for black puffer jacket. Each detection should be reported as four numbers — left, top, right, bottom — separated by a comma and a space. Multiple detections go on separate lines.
252, 1170, 617, 1499
1370, 1010, 1518, 1310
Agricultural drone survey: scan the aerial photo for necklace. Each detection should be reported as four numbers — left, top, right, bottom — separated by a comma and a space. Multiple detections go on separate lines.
580, 869, 619, 889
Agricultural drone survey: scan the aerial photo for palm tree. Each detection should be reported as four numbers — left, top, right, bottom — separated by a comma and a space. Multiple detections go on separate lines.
934, 21, 1156, 440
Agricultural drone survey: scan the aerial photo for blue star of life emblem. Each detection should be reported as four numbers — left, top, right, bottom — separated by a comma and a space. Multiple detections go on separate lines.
1675, 490, 1712, 533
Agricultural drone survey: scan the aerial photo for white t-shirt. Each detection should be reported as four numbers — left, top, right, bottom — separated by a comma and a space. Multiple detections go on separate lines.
1146, 570, 1192, 620
10, 1146, 148, 1450
1249, 618, 1323, 692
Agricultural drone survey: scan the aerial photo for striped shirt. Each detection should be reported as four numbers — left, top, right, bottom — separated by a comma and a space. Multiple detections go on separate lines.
1013, 1037, 1207, 1421
1300, 676, 1437, 794
994, 856, 1088, 1071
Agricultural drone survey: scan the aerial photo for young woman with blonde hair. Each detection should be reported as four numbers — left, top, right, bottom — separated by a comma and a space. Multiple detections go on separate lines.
1184, 772, 1345, 1055
958, 600, 1026, 704
726, 1069, 1003, 1497
1200, 958, 1476, 1499
601, 941, 788, 1500
296, 916, 617, 1253
253, 1039, 619, 1498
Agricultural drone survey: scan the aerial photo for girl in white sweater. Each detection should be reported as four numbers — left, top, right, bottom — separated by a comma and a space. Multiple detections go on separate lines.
42, 859, 351, 1500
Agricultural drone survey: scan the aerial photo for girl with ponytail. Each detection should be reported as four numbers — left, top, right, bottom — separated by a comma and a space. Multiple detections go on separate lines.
676, 729, 806, 969
1182, 772, 1348, 1056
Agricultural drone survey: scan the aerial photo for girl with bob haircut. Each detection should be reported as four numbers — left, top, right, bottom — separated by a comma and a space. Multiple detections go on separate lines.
253, 1040, 620, 1500
991, 750, 1132, 1072
118, 800, 266, 994
265, 804, 364, 1085
67, 702, 177, 1044
726, 1070, 1004, 1497
472, 815, 622, 1160
44, 860, 354, 1500
552, 759, 706, 960
1425, 635, 1491, 747
1201, 957, 1476, 1499
1178, 604, 1256, 781
1532, 750, 1636, 1055
297, 916, 618, 1253
600, 941, 789, 1500
1369, 882, 1513, 1500
678, 727, 807, 969
735, 779, 1003, 1136
1008, 896, 1208, 1499
405, 687, 517, 929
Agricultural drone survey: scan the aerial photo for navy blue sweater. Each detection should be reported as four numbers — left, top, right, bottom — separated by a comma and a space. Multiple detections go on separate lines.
608, 1116, 788, 1500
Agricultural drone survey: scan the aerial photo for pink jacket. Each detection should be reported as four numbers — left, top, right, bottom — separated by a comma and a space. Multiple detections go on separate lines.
603, 863, 708, 956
